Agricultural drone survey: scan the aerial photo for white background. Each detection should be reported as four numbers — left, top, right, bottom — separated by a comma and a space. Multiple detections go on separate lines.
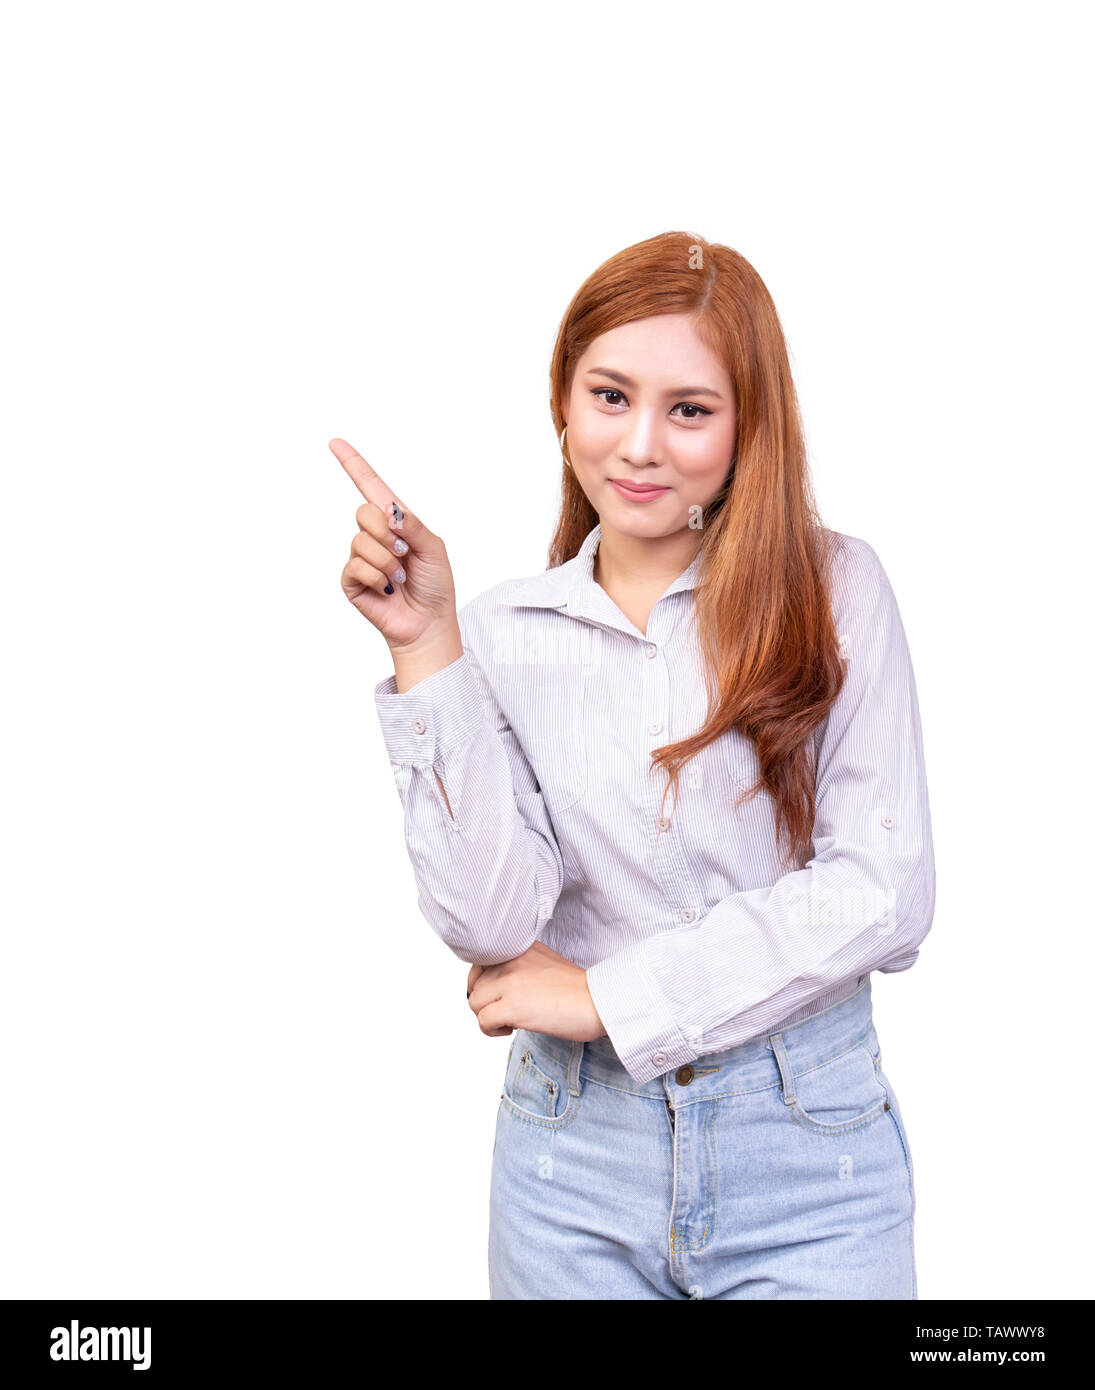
2, 0, 1091, 1300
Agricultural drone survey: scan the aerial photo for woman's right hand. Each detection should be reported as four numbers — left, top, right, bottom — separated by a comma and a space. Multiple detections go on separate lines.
331, 437, 458, 650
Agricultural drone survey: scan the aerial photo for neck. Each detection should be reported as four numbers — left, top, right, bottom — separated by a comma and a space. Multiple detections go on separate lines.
593, 521, 701, 595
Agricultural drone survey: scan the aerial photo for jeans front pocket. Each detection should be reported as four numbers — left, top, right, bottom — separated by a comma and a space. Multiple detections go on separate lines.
510, 1044, 559, 1117
771, 1033, 891, 1137
500, 1031, 583, 1131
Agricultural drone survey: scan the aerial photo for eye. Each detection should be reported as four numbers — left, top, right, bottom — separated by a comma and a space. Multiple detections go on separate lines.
590, 388, 712, 420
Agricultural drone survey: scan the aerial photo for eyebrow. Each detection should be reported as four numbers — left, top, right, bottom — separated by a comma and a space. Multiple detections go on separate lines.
584, 366, 725, 401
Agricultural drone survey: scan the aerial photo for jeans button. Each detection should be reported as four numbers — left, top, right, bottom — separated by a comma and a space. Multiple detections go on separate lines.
676, 1065, 694, 1085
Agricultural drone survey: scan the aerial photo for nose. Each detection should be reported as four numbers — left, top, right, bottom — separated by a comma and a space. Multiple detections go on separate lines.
617, 408, 665, 466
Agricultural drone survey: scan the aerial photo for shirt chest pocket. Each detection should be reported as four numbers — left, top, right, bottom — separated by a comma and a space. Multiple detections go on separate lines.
514, 675, 589, 817
685, 727, 769, 810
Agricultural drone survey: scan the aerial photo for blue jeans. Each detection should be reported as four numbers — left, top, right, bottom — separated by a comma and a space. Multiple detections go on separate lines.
488, 979, 916, 1299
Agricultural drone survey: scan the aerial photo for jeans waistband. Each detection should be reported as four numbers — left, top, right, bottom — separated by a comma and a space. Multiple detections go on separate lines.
521, 978, 877, 1105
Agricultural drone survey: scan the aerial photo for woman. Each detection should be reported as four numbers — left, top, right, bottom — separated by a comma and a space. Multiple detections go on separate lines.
333, 230, 935, 1300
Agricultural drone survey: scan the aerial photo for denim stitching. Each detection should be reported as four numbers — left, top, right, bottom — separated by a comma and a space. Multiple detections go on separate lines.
881, 1098, 917, 1299
788, 1097, 889, 1137
500, 1039, 583, 1130
789, 1044, 890, 1135
677, 1098, 720, 1254
772, 1032, 890, 1135
668, 1108, 680, 1271
499, 1090, 582, 1132
516, 1049, 557, 1117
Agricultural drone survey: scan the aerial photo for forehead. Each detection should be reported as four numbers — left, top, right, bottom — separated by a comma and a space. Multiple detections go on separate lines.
575, 313, 729, 387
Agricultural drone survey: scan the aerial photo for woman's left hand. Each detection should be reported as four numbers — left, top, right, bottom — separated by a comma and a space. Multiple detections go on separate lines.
467, 941, 607, 1042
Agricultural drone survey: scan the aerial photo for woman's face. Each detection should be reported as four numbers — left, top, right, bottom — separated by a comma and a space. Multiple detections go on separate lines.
563, 312, 737, 537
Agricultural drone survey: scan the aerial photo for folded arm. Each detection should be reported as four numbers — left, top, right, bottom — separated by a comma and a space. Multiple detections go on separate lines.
584, 540, 936, 1085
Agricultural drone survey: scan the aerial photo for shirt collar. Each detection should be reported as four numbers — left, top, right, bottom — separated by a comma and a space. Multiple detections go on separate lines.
501, 521, 702, 626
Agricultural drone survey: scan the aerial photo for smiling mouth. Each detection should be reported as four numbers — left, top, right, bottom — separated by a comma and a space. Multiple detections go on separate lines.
609, 478, 670, 493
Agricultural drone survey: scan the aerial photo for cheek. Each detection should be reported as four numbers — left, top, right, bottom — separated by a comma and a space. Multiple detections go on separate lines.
574, 412, 621, 451
675, 427, 735, 482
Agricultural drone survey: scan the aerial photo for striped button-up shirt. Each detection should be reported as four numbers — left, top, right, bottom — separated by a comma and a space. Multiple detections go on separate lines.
373, 521, 935, 1086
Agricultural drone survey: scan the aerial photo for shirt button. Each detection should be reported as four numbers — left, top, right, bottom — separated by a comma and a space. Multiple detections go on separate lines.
676, 1065, 694, 1085
411, 717, 427, 734
645, 643, 657, 658
679, 907, 696, 923
657, 816, 670, 831
649, 721, 663, 735
651, 1052, 668, 1068
881, 814, 894, 828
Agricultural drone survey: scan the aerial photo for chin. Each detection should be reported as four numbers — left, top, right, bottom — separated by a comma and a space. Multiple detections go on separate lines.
602, 502, 682, 533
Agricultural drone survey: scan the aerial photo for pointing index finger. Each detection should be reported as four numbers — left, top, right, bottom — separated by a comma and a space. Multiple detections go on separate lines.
329, 437, 397, 513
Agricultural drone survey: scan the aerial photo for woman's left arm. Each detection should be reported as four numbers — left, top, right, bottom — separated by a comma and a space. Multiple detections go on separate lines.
584, 538, 936, 1086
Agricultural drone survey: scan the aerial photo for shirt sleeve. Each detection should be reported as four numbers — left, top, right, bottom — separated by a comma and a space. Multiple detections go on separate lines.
373, 613, 565, 966
584, 539, 936, 1086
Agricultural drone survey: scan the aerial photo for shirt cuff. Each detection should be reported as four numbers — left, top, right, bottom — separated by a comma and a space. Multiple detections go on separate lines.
584, 939, 697, 1086
373, 653, 484, 764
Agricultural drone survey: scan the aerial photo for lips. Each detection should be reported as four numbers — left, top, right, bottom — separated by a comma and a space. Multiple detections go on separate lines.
610, 479, 669, 493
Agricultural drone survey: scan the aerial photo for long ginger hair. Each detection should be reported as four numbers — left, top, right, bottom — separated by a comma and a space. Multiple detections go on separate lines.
547, 230, 846, 873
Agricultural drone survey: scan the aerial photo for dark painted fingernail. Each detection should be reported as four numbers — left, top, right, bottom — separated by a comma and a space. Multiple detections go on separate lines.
390, 502, 404, 522
384, 582, 394, 594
